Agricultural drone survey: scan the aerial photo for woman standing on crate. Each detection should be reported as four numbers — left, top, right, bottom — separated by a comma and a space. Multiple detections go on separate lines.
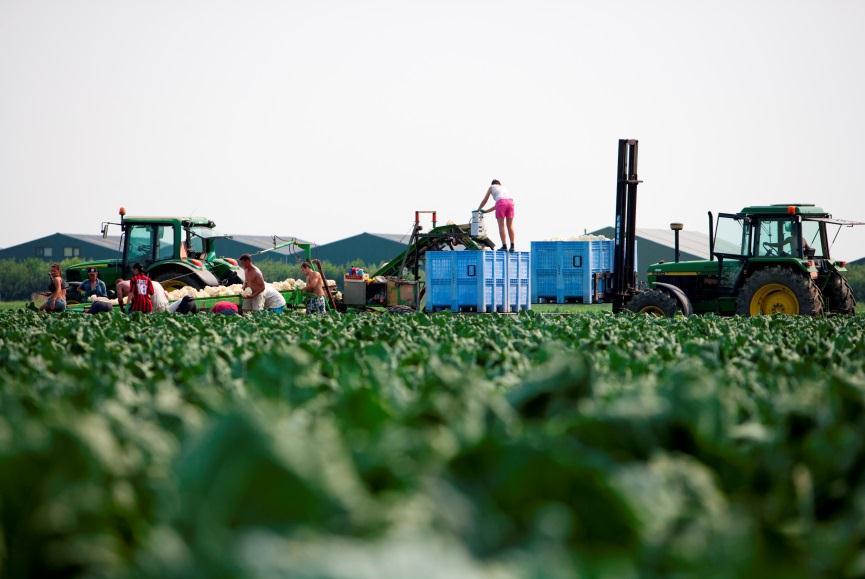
477, 179, 516, 252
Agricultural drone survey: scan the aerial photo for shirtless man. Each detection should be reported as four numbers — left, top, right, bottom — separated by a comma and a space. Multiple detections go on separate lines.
301, 261, 327, 314
240, 254, 266, 312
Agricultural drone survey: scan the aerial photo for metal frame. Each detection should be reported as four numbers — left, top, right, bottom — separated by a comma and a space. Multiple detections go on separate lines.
611, 139, 642, 313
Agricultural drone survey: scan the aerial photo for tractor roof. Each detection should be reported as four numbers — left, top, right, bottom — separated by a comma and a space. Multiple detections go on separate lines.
122, 216, 216, 227
740, 204, 828, 216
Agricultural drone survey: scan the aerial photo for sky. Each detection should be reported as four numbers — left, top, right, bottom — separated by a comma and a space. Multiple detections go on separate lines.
1, 0, 864, 260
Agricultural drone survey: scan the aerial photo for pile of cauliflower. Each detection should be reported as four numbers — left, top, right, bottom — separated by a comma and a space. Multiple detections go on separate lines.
164, 278, 309, 301
271, 278, 308, 292
165, 284, 244, 301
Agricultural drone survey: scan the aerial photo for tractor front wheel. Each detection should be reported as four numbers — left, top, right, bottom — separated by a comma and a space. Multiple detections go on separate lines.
625, 290, 678, 317
736, 267, 823, 316
153, 270, 205, 292
823, 273, 856, 315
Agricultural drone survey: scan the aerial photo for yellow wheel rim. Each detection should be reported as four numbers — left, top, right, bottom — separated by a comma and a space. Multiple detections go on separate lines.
160, 279, 189, 292
640, 305, 665, 316
749, 283, 799, 315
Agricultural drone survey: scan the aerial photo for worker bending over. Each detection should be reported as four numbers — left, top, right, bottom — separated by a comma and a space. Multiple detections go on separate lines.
300, 262, 327, 314
263, 283, 287, 313
240, 254, 266, 312
477, 179, 516, 251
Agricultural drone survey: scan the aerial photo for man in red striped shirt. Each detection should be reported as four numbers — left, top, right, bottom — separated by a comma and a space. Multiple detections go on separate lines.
130, 263, 154, 313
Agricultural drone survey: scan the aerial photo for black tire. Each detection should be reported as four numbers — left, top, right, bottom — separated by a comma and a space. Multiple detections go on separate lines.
625, 290, 679, 317
153, 270, 206, 292
823, 273, 856, 315
736, 266, 823, 316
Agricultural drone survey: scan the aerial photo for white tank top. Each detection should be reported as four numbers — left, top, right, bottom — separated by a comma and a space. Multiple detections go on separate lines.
490, 184, 512, 202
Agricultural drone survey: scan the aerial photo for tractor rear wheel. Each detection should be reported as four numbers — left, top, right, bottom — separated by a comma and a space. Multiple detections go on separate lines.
823, 273, 856, 315
625, 290, 678, 317
153, 270, 205, 292
736, 267, 823, 316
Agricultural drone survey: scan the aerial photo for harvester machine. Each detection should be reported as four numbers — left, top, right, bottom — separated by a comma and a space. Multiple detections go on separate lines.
373, 211, 496, 280
341, 211, 496, 310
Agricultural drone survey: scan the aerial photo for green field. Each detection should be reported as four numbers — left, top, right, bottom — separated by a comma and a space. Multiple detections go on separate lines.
2, 310, 865, 578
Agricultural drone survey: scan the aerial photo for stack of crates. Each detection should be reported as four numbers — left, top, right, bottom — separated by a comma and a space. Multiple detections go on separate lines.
425, 250, 531, 312
530, 240, 614, 304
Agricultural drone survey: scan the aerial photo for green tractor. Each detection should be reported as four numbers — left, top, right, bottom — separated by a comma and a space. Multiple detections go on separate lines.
630, 204, 860, 316
607, 140, 860, 317
65, 208, 244, 302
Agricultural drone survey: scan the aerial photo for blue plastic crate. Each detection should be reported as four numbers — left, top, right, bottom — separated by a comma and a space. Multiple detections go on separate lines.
506, 251, 531, 311
425, 250, 531, 312
530, 240, 614, 304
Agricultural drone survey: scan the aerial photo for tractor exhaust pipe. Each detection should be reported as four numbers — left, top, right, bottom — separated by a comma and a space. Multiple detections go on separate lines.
707, 211, 714, 260
670, 223, 683, 262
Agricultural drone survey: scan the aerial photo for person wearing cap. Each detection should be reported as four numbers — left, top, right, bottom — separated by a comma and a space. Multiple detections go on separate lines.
79, 267, 108, 299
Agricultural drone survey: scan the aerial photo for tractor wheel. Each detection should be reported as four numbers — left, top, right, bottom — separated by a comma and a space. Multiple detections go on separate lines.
625, 289, 679, 317
736, 267, 823, 316
153, 270, 205, 292
823, 273, 856, 315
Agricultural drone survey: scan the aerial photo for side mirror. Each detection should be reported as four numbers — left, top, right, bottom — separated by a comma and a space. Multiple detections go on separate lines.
101, 223, 108, 239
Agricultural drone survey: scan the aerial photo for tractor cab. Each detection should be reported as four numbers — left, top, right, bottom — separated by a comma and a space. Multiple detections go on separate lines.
65, 209, 243, 301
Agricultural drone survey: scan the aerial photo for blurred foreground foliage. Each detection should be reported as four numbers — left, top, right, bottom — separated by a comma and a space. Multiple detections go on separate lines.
1, 311, 865, 578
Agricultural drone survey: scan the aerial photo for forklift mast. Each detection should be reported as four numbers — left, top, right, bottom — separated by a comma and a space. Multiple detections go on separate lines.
611, 139, 641, 313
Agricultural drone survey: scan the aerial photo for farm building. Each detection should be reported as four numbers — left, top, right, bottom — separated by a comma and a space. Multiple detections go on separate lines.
313, 233, 410, 266
0, 233, 121, 261
211, 234, 314, 263
590, 227, 711, 281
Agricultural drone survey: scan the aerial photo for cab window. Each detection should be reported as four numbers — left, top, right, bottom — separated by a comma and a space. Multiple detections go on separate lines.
156, 226, 175, 260
185, 229, 205, 255
755, 219, 799, 257
714, 215, 750, 256
801, 220, 826, 258
126, 225, 154, 266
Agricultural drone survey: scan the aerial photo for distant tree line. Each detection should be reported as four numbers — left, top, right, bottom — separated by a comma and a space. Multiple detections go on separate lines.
0, 258, 384, 301
845, 264, 865, 304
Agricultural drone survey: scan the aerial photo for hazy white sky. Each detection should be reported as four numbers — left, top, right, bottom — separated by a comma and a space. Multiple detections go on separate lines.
2, 0, 864, 259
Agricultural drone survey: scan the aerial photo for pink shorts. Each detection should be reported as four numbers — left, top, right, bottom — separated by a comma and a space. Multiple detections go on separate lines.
495, 198, 515, 219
